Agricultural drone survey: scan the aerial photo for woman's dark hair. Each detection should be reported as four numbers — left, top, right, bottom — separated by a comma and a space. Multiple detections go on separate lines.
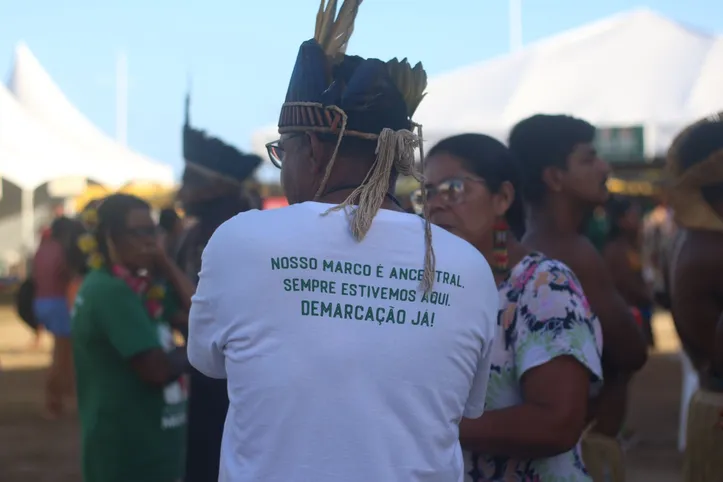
159, 207, 180, 233
50, 216, 76, 241
606, 195, 634, 240
95, 194, 151, 264
50, 216, 88, 275
66, 219, 90, 275
508, 114, 596, 203
428, 133, 526, 239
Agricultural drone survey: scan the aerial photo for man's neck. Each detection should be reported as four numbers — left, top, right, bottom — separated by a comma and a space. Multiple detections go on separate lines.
316, 187, 403, 213
526, 195, 590, 236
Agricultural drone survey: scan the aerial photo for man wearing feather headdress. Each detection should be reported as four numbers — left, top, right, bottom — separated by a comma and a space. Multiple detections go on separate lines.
665, 113, 723, 481
176, 94, 262, 482
187, 1, 499, 481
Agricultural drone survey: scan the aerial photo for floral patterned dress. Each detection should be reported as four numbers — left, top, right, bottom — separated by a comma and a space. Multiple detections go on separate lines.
464, 252, 604, 482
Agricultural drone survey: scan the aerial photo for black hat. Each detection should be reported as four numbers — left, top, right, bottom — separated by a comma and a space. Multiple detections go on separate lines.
274, 1, 436, 293
666, 112, 723, 232
183, 93, 261, 184
278, 0, 427, 141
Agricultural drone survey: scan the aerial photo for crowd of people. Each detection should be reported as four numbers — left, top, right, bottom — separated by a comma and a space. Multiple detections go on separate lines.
14, 1, 723, 481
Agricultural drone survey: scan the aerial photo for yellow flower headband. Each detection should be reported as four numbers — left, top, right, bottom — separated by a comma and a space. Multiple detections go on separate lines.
78, 206, 104, 270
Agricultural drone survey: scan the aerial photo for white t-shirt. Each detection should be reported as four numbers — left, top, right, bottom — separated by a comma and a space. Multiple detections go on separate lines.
188, 201, 498, 482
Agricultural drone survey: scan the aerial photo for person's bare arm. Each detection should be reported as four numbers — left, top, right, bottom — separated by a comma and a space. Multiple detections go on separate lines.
156, 254, 195, 312
460, 356, 590, 458
604, 243, 653, 307
129, 347, 190, 387
678, 236, 723, 374
566, 240, 647, 372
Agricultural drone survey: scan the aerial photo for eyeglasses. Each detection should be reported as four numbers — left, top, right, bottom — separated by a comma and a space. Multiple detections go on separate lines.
265, 140, 284, 169
410, 177, 485, 214
266, 134, 306, 169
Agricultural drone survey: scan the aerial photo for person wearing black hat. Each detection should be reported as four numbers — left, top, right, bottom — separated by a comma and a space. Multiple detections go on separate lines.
186, 1, 499, 481
176, 94, 261, 482
666, 113, 723, 481
176, 93, 262, 281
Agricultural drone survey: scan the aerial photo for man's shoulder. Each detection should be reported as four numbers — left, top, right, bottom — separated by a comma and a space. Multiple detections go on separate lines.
74, 271, 131, 321
429, 226, 496, 292
217, 206, 300, 232
80, 270, 127, 298
203, 208, 301, 262
430, 225, 486, 264
558, 235, 603, 265
676, 231, 723, 275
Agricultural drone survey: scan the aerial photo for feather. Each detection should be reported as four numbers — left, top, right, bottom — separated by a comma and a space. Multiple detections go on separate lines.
409, 62, 428, 116
313, 0, 362, 62
315, 0, 338, 47
385, 58, 427, 117
314, 0, 325, 41
326, 0, 363, 59
340, 59, 407, 128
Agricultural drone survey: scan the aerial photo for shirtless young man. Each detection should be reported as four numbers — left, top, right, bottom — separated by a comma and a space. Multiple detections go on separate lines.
666, 114, 723, 481
508, 114, 648, 481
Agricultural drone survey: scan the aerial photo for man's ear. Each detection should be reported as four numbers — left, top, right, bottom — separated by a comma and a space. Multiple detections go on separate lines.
542, 166, 564, 194
307, 132, 331, 174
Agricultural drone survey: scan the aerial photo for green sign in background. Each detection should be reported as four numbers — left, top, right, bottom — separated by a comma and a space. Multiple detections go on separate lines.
594, 126, 645, 163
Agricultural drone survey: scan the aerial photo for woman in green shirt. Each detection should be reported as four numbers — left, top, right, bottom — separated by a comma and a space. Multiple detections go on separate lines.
72, 194, 195, 482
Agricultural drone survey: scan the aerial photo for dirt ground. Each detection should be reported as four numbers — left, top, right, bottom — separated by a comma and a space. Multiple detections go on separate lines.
0, 308, 685, 482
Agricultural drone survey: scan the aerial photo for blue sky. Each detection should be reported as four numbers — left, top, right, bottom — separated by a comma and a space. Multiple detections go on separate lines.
1, 0, 721, 176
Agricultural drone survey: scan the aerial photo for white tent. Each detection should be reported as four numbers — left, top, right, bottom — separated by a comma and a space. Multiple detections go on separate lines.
415, 8, 723, 155
249, 9, 723, 163
0, 44, 175, 257
0, 84, 138, 190
0, 84, 124, 253
7, 43, 175, 186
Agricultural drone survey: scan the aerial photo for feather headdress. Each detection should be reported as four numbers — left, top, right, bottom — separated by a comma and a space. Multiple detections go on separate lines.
183, 92, 261, 186
666, 112, 723, 232
277, 0, 435, 292
280, 0, 427, 138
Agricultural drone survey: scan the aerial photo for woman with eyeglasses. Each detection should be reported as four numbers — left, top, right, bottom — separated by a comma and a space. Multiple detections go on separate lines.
415, 134, 603, 481
71, 194, 195, 482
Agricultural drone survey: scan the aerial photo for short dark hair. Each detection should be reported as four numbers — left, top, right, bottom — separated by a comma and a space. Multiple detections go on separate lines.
508, 114, 596, 202
159, 208, 180, 233
676, 119, 723, 203
50, 216, 88, 275
66, 220, 90, 275
428, 133, 526, 239
95, 194, 151, 264
50, 216, 76, 240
